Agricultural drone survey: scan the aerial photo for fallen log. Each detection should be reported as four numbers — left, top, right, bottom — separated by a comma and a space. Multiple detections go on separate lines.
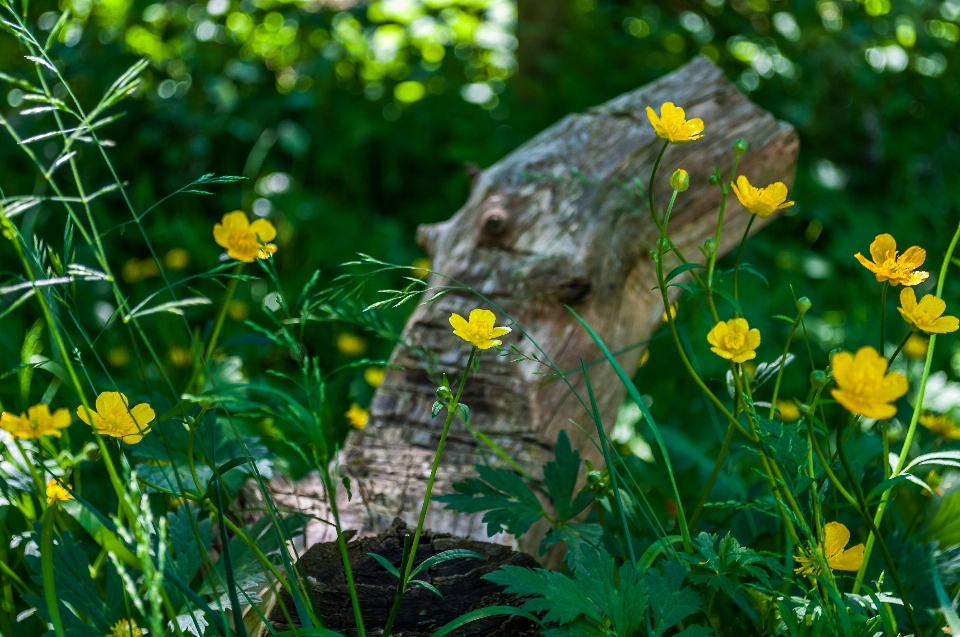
277, 55, 799, 555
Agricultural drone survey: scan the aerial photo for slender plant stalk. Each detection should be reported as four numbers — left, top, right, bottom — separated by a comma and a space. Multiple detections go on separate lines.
879, 282, 888, 351
732, 215, 757, 315
853, 219, 960, 593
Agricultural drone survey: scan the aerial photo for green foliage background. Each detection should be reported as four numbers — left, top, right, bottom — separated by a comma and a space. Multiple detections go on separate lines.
3, 0, 960, 626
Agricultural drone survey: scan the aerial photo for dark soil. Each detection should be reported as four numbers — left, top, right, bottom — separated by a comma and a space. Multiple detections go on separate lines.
269, 519, 540, 636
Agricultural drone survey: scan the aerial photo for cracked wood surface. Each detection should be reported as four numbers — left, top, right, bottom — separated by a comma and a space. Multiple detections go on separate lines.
276, 56, 799, 555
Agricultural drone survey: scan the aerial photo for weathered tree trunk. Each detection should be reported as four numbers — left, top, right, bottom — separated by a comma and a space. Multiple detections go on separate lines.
276, 56, 798, 555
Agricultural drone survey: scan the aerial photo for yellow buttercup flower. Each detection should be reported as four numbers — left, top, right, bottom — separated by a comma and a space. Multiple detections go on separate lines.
213, 211, 278, 263
903, 334, 929, 359
46, 479, 73, 505
77, 392, 155, 444
794, 521, 865, 575
645, 102, 704, 143
830, 347, 908, 419
364, 366, 385, 387
854, 233, 929, 286
449, 309, 512, 350
336, 333, 367, 356
107, 619, 144, 637
706, 318, 760, 363
730, 175, 795, 218
898, 288, 959, 334
919, 412, 960, 439
346, 403, 369, 429
0, 404, 71, 440
776, 400, 801, 422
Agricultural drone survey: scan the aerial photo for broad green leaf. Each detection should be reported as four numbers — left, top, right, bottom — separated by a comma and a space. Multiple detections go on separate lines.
644, 560, 702, 637
436, 464, 544, 537
544, 430, 594, 522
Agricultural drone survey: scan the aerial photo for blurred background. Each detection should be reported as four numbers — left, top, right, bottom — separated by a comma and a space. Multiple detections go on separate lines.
3, 0, 960, 507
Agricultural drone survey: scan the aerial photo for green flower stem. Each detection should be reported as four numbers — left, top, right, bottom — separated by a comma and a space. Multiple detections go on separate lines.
320, 463, 366, 637
384, 348, 477, 637
183, 263, 244, 397
768, 315, 802, 420
13, 439, 45, 506
886, 331, 913, 367
853, 219, 960, 594
732, 215, 757, 317
648, 141, 669, 226
879, 282, 888, 351
687, 420, 735, 527
705, 155, 742, 290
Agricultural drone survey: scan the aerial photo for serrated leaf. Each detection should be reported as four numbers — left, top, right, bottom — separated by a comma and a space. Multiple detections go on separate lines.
544, 431, 594, 522
644, 560, 702, 637
436, 464, 544, 537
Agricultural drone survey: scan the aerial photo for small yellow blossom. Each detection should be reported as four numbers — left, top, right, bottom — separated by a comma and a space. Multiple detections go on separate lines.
164, 247, 190, 270
794, 521, 865, 575
898, 288, 959, 334
645, 102, 704, 143
169, 346, 192, 367
903, 334, 929, 359
830, 347, 908, 419
919, 412, 960, 439
46, 479, 72, 505
364, 366, 385, 387
336, 333, 367, 356
107, 618, 144, 637
638, 349, 650, 368
776, 400, 801, 422
449, 309, 512, 350
730, 175, 795, 218
706, 318, 761, 363
661, 303, 678, 323
346, 403, 369, 429
854, 234, 929, 286
77, 392, 155, 444
0, 404, 72, 440
213, 211, 278, 263
412, 258, 431, 278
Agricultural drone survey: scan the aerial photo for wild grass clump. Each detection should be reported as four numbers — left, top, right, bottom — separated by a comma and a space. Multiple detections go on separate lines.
2, 5, 960, 637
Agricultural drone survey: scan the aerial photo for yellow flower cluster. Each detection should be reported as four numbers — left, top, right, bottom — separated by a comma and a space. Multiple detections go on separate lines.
919, 412, 960, 439
346, 403, 369, 430
794, 521, 864, 575
107, 619, 144, 637
46, 479, 73, 505
0, 404, 71, 439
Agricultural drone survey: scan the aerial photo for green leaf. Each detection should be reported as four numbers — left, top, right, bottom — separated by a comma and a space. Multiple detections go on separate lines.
368, 552, 401, 578
411, 579, 443, 597
544, 431, 594, 523
752, 417, 811, 495
771, 314, 796, 323
683, 532, 773, 598
432, 400, 444, 418
539, 523, 603, 560
436, 464, 544, 537
665, 263, 704, 282
456, 402, 470, 423
485, 544, 648, 635
928, 490, 960, 547
168, 504, 215, 585
712, 289, 744, 316
427, 606, 542, 637
40, 510, 66, 637
725, 263, 769, 286
409, 549, 485, 579
644, 560, 702, 637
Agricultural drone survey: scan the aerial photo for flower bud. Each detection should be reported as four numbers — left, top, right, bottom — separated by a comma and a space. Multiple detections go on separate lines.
670, 168, 690, 192
810, 370, 828, 388
709, 174, 720, 186
704, 238, 717, 252
734, 138, 749, 155
796, 297, 812, 315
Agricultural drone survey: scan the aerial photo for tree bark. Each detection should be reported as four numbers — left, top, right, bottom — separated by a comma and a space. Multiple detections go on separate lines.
275, 56, 799, 556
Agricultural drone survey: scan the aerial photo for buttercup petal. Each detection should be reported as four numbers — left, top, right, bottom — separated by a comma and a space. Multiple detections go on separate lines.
129, 403, 156, 428
823, 521, 850, 559
706, 321, 729, 348
710, 347, 734, 360
917, 294, 947, 317
879, 372, 909, 403
469, 308, 496, 331
854, 252, 879, 275
76, 405, 92, 425
900, 288, 918, 313
828, 544, 865, 571
730, 318, 750, 334
731, 350, 756, 363
221, 211, 250, 230
746, 329, 762, 350
829, 351, 853, 386
213, 223, 231, 249
249, 219, 278, 242
930, 316, 960, 334
645, 106, 660, 128
869, 234, 897, 264
51, 408, 71, 429
767, 182, 788, 202
449, 313, 469, 332
898, 245, 926, 271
